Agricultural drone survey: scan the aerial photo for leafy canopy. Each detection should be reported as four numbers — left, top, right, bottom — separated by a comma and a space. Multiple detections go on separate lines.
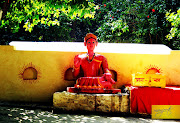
166, 9, 180, 40
0, 0, 98, 33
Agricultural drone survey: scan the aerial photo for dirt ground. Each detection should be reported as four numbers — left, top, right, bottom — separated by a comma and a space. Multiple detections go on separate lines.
0, 102, 179, 123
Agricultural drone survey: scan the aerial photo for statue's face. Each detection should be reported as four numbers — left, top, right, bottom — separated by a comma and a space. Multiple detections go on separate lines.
86, 38, 98, 51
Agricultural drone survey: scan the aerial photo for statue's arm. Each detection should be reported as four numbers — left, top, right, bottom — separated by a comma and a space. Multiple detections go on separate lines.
102, 56, 111, 74
101, 56, 115, 84
73, 55, 81, 78
73, 66, 80, 78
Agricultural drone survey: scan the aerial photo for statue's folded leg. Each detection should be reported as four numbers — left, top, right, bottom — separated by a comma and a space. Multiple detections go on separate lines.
100, 81, 112, 89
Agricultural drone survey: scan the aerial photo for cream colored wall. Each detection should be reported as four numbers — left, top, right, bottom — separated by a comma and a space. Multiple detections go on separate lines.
0, 44, 179, 102
0, 46, 79, 102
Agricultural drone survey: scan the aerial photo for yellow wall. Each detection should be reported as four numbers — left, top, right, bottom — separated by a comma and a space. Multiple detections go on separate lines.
0, 43, 179, 102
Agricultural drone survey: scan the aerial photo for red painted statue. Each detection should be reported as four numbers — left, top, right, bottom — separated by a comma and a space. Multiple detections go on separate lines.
67, 33, 121, 93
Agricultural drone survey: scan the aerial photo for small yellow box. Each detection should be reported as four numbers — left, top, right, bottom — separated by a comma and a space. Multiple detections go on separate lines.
150, 74, 166, 88
132, 73, 150, 87
132, 73, 166, 88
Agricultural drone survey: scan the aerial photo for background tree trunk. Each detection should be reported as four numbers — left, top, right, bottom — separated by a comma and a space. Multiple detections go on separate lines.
2, 0, 10, 19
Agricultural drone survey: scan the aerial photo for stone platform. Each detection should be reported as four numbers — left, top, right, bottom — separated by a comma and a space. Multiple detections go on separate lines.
53, 91, 129, 113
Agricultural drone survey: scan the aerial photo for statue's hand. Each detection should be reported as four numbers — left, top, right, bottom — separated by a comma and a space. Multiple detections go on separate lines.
104, 73, 116, 84
110, 78, 116, 84
104, 73, 112, 81
74, 55, 82, 68
100, 73, 115, 89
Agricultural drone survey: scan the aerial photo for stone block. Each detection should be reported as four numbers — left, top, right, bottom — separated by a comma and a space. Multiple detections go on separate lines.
111, 94, 120, 112
96, 94, 112, 112
53, 91, 77, 111
53, 92, 95, 111
95, 94, 129, 113
120, 94, 130, 113
73, 93, 96, 111
53, 91, 130, 113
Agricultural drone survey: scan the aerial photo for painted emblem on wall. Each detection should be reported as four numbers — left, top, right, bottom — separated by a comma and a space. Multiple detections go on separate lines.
145, 65, 162, 74
19, 62, 41, 83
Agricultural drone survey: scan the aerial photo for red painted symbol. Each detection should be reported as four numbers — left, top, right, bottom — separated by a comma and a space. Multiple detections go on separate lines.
135, 78, 144, 82
153, 78, 160, 82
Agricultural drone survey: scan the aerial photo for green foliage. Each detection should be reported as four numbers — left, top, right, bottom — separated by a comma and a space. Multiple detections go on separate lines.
166, 9, 180, 40
0, 0, 97, 33
96, 19, 129, 43
0, 0, 180, 50
95, 0, 168, 43
95, 0, 179, 45
1, 14, 72, 44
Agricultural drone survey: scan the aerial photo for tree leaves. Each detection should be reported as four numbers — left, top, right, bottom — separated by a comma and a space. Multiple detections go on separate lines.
166, 9, 180, 40
95, 0, 179, 44
0, 0, 97, 32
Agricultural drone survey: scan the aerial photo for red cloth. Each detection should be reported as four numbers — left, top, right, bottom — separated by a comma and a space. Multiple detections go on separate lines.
76, 77, 102, 87
130, 86, 180, 114
75, 77, 114, 89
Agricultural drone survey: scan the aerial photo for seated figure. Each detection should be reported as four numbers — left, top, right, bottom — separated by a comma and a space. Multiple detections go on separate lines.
72, 33, 115, 89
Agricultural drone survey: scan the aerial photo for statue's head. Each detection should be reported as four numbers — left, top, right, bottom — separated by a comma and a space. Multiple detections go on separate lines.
84, 33, 98, 51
